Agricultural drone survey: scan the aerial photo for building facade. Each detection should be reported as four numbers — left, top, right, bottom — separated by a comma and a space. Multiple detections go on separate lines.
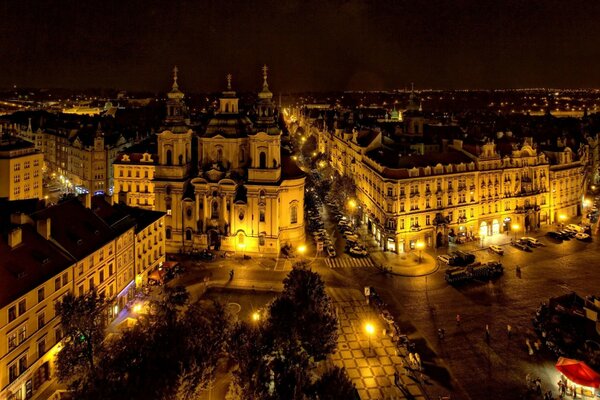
117, 67, 306, 254
0, 137, 43, 201
309, 113, 584, 254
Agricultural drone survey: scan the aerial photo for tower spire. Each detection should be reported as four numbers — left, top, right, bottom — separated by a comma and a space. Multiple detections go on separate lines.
226, 73, 232, 90
172, 65, 179, 90
262, 64, 269, 91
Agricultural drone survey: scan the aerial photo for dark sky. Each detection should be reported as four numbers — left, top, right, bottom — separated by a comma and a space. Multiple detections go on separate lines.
1, 0, 600, 92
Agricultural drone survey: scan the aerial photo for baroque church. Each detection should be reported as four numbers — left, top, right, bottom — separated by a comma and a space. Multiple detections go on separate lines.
151, 66, 305, 254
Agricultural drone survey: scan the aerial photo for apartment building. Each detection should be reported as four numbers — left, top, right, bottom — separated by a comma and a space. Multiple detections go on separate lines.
0, 137, 43, 201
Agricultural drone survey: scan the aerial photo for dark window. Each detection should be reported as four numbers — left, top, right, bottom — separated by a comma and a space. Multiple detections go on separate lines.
186, 208, 193, 219
8, 306, 16, 322
166, 228, 172, 240
259, 210, 265, 222
38, 339, 46, 358
259, 152, 267, 168
54, 277, 60, 291
18, 300, 26, 315
185, 230, 192, 241
38, 312, 45, 329
211, 201, 219, 219
166, 150, 172, 166
290, 205, 298, 224
37, 288, 45, 303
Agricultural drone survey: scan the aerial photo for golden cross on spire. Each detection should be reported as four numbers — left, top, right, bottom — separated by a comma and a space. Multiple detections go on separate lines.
226, 73, 232, 90
172, 65, 179, 89
262, 64, 269, 89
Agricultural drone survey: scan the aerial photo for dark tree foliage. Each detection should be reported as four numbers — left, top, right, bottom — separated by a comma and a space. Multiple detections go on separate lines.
57, 286, 230, 400
54, 290, 109, 392
311, 366, 358, 400
331, 174, 356, 202
229, 267, 346, 400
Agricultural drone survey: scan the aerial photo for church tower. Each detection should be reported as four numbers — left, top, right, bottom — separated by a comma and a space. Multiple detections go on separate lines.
248, 65, 281, 183
154, 66, 194, 252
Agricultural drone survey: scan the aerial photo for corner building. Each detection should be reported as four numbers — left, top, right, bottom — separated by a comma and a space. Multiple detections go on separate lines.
147, 67, 305, 254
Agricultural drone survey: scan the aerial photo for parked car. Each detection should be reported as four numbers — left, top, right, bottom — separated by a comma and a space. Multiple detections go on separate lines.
453, 250, 476, 264
511, 240, 531, 251
521, 237, 542, 247
546, 231, 563, 240
559, 230, 575, 238
566, 224, 584, 233
488, 245, 504, 255
437, 254, 451, 264
326, 245, 337, 258
575, 232, 592, 241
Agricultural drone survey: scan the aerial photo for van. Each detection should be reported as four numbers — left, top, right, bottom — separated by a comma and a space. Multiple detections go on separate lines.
566, 224, 584, 233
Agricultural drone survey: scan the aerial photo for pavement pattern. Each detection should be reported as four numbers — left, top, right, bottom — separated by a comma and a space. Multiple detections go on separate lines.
328, 288, 427, 400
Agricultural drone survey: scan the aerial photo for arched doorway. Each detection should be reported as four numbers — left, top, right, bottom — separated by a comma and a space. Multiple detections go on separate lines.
436, 232, 444, 248
479, 221, 488, 237
208, 229, 220, 250
492, 219, 500, 235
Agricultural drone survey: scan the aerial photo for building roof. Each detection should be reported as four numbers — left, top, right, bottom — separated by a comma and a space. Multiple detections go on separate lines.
114, 137, 158, 164
91, 195, 164, 233
203, 113, 254, 138
281, 154, 305, 180
366, 147, 473, 170
30, 199, 117, 260
0, 224, 74, 308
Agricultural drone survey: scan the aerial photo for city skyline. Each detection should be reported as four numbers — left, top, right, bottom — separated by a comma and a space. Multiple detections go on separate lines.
2, 0, 600, 91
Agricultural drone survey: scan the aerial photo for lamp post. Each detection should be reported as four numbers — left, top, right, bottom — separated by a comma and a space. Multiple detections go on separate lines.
559, 214, 567, 229
252, 311, 260, 323
365, 322, 375, 355
348, 199, 357, 225
297, 244, 307, 258
512, 223, 520, 241
238, 243, 246, 259
415, 240, 425, 263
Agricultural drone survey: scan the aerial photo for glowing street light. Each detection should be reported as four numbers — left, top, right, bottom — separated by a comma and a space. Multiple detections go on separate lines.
252, 312, 260, 322
132, 303, 143, 314
415, 240, 425, 263
365, 322, 375, 355
297, 244, 307, 257
348, 199, 357, 209
238, 243, 246, 259
512, 223, 520, 241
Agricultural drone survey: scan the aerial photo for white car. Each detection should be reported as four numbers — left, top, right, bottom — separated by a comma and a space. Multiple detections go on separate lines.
488, 245, 504, 255
437, 255, 451, 264
348, 247, 368, 257
566, 224, 584, 233
575, 232, 591, 241
326, 245, 337, 258
521, 237, 542, 246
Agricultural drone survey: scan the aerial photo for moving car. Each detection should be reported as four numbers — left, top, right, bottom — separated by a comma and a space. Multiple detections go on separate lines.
488, 245, 504, 255
575, 232, 592, 241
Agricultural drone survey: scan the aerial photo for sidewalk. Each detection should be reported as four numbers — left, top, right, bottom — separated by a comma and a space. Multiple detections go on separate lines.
328, 288, 428, 400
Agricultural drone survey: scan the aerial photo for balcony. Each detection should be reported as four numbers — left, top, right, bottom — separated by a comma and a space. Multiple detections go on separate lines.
457, 216, 467, 223
425, 189, 432, 196
410, 191, 420, 198
410, 224, 422, 232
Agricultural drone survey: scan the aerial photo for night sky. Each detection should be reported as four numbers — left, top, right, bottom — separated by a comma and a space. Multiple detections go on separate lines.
1, 0, 600, 92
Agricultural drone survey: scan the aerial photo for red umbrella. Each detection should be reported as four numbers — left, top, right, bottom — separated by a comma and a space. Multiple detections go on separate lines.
555, 357, 600, 388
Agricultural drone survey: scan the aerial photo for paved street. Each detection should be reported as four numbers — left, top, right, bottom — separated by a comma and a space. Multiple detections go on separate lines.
172, 226, 600, 400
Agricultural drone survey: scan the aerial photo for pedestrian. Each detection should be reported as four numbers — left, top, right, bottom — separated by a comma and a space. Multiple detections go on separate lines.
485, 324, 490, 341
456, 314, 461, 325
507, 324, 512, 339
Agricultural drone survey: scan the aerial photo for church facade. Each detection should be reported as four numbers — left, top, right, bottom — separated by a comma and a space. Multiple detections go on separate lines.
116, 67, 305, 254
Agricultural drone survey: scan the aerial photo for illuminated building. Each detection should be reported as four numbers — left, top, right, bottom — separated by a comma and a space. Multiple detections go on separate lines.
119, 67, 306, 254
310, 114, 584, 253
0, 136, 43, 201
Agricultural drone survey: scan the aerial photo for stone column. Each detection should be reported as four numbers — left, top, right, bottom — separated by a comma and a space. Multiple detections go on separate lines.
203, 194, 208, 232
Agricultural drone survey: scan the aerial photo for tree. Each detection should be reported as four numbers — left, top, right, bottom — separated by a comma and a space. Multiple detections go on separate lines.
54, 290, 109, 393
277, 266, 339, 360
311, 366, 357, 400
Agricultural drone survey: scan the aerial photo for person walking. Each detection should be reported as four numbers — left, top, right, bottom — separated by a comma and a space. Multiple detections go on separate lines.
456, 314, 461, 325
229, 269, 234, 280
485, 324, 490, 341
507, 324, 512, 339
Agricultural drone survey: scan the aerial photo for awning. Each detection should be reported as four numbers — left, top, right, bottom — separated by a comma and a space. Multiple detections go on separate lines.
555, 357, 600, 388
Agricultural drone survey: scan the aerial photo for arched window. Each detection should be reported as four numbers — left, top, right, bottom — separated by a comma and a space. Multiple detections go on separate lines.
186, 208, 193, 219
178, 154, 183, 165
240, 148, 245, 163
217, 148, 223, 163
166, 228, 172, 240
225, 103, 229, 113
166, 150, 172, 166
185, 229, 192, 241
259, 151, 267, 168
211, 201, 219, 219
259, 189, 266, 200
290, 204, 298, 224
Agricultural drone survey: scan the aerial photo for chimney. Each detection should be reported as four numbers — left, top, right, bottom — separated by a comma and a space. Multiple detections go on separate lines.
36, 218, 51, 240
8, 227, 22, 248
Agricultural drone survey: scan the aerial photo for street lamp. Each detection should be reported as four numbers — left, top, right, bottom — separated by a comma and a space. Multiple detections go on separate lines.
365, 322, 375, 355
559, 214, 567, 228
348, 199, 357, 225
512, 223, 520, 241
415, 240, 425, 263
238, 243, 246, 259
252, 311, 260, 322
